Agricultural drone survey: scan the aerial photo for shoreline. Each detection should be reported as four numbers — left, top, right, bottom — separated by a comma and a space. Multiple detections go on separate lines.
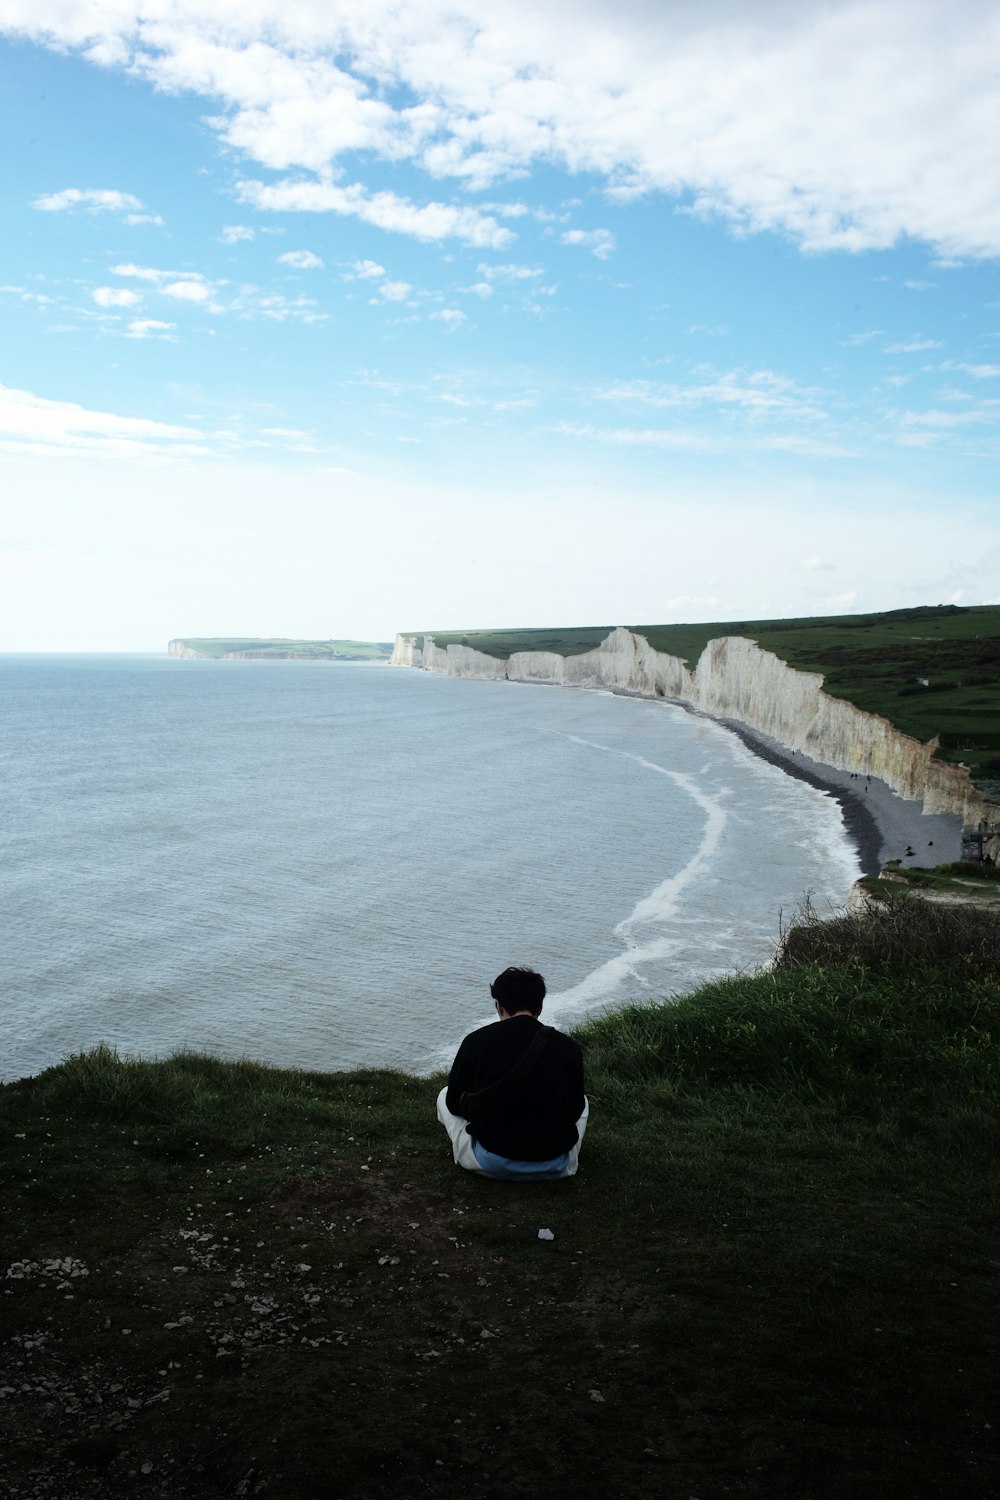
716, 719, 964, 879
606, 685, 964, 879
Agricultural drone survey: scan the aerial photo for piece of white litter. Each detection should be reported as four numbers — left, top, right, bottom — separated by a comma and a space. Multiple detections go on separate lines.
537, 1228, 555, 1241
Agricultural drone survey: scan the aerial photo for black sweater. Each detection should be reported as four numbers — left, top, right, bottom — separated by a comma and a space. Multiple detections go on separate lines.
445, 1016, 585, 1162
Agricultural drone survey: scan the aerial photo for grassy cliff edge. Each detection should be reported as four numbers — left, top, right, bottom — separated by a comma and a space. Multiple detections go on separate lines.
401, 604, 1000, 796
3, 898, 999, 1498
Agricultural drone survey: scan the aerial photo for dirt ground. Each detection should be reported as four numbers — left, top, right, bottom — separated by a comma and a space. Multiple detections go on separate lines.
3, 1167, 722, 1500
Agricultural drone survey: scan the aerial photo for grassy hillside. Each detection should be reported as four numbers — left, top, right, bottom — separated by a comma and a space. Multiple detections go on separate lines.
173, 637, 393, 661
406, 604, 1000, 794
2, 899, 999, 1498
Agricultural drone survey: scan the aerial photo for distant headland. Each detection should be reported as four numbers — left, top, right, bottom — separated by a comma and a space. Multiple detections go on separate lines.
168, 637, 392, 662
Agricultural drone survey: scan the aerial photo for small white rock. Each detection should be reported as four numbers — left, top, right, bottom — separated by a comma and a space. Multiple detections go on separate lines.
537, 1228, 555, 1241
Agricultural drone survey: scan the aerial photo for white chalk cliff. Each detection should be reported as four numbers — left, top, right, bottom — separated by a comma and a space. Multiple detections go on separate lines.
390, 627, 999, 825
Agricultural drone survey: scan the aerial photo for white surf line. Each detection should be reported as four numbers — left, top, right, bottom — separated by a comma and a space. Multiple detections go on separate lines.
543, 734, 730, 1017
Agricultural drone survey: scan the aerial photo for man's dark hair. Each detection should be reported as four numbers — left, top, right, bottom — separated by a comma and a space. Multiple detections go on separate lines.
490, 966, 546, 1015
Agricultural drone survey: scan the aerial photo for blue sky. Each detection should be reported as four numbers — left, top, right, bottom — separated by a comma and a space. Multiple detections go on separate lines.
1, 1, 999, 650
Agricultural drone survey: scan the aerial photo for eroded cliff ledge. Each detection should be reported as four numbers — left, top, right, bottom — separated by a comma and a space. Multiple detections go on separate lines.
390, 627, 999, 826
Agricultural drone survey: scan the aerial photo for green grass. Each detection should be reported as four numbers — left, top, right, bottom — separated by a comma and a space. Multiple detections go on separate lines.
404, 624, 618, 659
406, 604, 1000, 793
173, 637, 393, 660
862, 860, 1000, 903
3, 899, 999, 1498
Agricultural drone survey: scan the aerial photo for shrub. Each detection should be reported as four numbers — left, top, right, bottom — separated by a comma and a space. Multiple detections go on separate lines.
774, 891, 1000, 976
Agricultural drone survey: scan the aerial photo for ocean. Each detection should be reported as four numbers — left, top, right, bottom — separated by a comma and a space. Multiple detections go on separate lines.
0, 654, 859, 1082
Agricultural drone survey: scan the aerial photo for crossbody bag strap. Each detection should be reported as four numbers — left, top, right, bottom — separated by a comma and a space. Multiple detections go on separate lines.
459, 1025, 554, 1118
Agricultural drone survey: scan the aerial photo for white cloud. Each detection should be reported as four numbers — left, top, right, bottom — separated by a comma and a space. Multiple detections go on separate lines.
884, 338, 943, 353
0, 381, 196, 455
899, 405, 1000, 431
842, 330, 885, 347
161, 280, 212, 303
228, 287, 327, 324
430, 308, 466, 327
92, 287, 141, 308
560, 228, 616, 260
125, 319, 176, 340
952, 363, 1000, 380
350, 259, 386, 279
477, 263, 543, 282
11, 4, 998, 258
123, 212, 164, 226
110, 263, 176, 283
32, 187, 146, 215
378, 279, 412, 302
595, 371, 828, 423
0, 284, 55, 306
238, 177, 512, 249
106, 264, 219, 308
554, 421, 710, 450
277, 249, 324, 269
221, 225, 255, 243
802, 556, 835, 572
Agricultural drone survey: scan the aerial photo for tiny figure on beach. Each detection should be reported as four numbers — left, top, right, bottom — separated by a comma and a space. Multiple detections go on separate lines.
437, 967, 588, 1180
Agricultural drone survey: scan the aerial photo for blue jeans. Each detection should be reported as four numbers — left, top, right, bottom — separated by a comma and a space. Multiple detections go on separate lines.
436, 1088, 589, 1178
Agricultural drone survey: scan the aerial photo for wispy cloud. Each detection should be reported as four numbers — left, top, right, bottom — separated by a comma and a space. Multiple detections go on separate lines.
221, 225, 255, 244
884, 338, 943, 353
477, 263, 544, 283
238, 178, 513, 250
92, 287, 141, 309
595, 371, 828, 423
560, 228, 616, 260
941, 361, 1000, 379
377, 280, 412, 303
10, 6, 1000, 260
0, 382, 197, 456
105, 264, 225, 314
162, 280, 212, 303
0, 382, 324, 459
429, 308, 466, 328
348, 260, 386, 280
277, 250, 324, 269
125, 319, 176, 341
842, 329, 885, 347
553, 421, 710, 450
32, 187, 157, 221
0, 284, 56, 307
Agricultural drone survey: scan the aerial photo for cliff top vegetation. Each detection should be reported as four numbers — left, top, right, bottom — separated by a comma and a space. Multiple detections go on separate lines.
405, 604, 1000, 795
3, 897, 999, 1498
171, 638, 392, 661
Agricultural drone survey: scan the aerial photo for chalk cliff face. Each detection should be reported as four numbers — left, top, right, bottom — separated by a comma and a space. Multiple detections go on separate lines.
167, 639, 204, 659
390, 628, 998, 825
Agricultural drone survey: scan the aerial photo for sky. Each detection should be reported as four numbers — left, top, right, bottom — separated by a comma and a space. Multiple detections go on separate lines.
1, 1, 999, 651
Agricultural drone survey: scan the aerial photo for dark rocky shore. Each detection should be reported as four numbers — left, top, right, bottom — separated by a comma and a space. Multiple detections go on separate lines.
719, 719, 964, 879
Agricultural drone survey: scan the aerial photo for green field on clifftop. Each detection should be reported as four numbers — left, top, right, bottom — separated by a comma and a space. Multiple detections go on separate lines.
406, 604, 1000, 796
173, 637, 392, 661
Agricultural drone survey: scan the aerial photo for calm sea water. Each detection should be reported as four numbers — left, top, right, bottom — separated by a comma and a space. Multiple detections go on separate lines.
1, 655, 859, 1081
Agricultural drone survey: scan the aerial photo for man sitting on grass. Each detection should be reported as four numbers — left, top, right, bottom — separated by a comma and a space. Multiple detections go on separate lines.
436, 967, 588, 1180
